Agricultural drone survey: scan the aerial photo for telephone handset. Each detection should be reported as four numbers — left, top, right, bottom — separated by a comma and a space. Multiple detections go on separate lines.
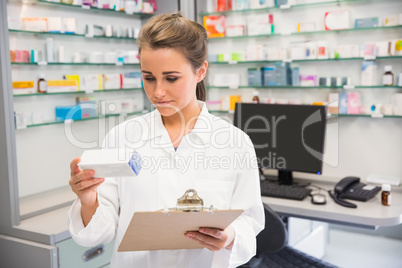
329, 176, 381, 208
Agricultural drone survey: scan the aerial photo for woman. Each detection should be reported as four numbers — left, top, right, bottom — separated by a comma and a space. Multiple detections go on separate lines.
68, 12, 264, 268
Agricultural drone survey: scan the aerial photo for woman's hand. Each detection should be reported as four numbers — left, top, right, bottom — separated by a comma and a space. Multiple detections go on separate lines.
69, 157, 105, 226
185, 226, 235, 251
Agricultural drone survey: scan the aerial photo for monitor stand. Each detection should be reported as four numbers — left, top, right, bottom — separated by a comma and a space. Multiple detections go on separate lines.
278, 170, 293, 185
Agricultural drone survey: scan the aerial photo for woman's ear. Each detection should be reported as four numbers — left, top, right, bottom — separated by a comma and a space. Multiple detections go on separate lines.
197, 61, 208, 83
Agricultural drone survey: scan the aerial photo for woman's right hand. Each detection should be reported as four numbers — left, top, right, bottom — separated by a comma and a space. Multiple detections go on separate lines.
69, 157, 105, 207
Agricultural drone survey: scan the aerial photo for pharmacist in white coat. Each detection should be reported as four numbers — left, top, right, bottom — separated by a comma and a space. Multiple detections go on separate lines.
68, 12, 264, 268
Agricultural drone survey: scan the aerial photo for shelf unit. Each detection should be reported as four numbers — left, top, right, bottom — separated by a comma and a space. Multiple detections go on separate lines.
13, 87, 144, 97
11, 62, 140, 66
199, 0, 399, 16
8, 0, 151, 208
200, 0, 402, 118
207, 25, 402, 40
9, 29, 139, 41
208, 56, 402, 64
206, 85, 402, 90
209, 110, 402, 118
19, 109, 149, 128
36, 0, 153, 18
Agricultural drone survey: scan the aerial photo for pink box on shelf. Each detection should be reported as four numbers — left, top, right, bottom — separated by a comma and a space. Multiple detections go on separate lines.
347, 92, 361, 114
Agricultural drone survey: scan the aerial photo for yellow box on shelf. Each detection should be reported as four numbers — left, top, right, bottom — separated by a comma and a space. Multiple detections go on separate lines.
47, 79, 78, 93
64, 75, 81, 91
229, 95, 241, 111
12, 81, 35, 95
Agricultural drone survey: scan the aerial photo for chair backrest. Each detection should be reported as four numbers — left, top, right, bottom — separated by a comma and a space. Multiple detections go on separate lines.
256, 203, 288, 255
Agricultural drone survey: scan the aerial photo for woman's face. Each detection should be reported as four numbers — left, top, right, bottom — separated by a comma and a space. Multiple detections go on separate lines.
140, 47, 206, 117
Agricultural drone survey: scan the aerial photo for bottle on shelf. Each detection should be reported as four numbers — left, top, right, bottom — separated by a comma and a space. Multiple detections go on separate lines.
37, 73, 47, 93
252, 90, 260, 104
381, 184, 392, 206
382, 65, 394, 86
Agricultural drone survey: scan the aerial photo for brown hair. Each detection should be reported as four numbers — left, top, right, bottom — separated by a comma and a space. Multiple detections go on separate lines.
137, 12, 207, 101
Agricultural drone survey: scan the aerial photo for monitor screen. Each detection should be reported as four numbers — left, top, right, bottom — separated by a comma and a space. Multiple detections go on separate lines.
233, 103, 327, 185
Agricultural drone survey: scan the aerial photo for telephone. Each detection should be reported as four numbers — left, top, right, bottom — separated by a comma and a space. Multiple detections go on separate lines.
328, 176, 381, 208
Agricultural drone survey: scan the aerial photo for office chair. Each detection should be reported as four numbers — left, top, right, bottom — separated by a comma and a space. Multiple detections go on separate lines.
239, 203, 338, 268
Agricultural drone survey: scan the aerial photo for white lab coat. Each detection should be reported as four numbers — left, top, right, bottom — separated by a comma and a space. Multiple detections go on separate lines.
68, 101, 264, 268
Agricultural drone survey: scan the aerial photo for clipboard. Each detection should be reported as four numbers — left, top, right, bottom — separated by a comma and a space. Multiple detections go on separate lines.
118, 189, 243, 252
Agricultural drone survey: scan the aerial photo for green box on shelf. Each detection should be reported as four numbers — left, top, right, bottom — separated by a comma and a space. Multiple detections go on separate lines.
218, 54, 225, 62
231, 52, 244, 61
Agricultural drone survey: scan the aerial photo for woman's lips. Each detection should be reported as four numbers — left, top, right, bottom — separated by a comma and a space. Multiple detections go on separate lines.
156, 100, 173, 106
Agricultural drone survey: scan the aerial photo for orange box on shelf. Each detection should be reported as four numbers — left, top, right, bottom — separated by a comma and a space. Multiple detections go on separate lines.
21, 17, 48, 32
12, 81, 35, 95
203, 15, 226, 38
230, 95, 241, 111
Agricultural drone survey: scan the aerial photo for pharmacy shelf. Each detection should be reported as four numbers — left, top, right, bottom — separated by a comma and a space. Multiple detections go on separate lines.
199, 0, 395, 16
35, 0, 152, 18
210, 110, 402, 119
13, 87, 144, 97
331, 114, 402, 119
11, 62, 140, 66
206, 85, 402, 90
207, 25, 402, 40
19, 109, 149, 129
8, 29, 137, 41
208, 56, 402, 65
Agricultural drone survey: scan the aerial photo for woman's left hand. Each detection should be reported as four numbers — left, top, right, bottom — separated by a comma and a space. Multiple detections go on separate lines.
185, 226, 234, 251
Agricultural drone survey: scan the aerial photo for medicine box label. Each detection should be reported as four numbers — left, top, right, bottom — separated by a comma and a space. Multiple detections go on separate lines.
78, 148, 142, 178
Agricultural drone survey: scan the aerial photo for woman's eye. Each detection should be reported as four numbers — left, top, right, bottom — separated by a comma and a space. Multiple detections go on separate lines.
167, 77, 178, 82
144, 77, 156, 81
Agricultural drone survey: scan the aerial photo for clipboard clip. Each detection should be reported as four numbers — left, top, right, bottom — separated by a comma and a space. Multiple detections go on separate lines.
176, 189, 204, 212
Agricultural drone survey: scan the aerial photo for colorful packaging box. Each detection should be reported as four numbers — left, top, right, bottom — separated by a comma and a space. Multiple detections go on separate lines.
76, 97, 97, 118
338, 92, 348, 114
80, 74, 103, 92
225, 25, 244, 37
361, 61, 377, 86
21, 17, 48, 32
328, 93, 339, 114
229, 95, 241, 111
355, 17, 378, 28
12, 81, 35, 95
203, 15, 226, 38
263, 66, 276, 86
103, 73, 122, 90
325, 10, 350, 30
300, 75, 317, 87
347, 92, 361, 114
55, 105, 82, 121
47, 80, 79, 93
123, 72, 142, 89
248, 68, 263, 86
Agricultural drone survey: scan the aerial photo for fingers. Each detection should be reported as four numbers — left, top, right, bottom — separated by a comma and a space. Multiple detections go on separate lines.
75, 177, 104, 191
70, 157, 82, 176
185, 228, 226, 251
186, 234, 220, 251
69, 169, 95, 185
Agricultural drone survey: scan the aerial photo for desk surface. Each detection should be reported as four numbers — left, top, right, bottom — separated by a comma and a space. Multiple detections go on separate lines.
262, 177, 402, 229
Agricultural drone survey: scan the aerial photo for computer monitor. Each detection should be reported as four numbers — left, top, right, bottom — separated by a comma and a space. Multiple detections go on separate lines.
233, 103, 327, 185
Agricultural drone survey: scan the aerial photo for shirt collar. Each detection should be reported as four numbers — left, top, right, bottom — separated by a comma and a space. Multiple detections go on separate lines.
148, 101, 211, 145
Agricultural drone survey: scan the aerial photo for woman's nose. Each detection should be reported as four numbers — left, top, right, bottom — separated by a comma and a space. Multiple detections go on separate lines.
154, 82, 166, 98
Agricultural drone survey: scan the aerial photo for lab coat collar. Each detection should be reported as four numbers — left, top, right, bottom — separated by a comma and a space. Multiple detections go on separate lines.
148, 101, 211, 145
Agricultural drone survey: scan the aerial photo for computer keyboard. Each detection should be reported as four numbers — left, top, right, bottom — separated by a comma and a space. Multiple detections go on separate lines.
260, 180, 312, 201
257, 246, 338, 268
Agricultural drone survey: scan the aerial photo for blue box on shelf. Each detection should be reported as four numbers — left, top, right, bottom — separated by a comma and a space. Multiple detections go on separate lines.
248, 68, 263, 87
55, 105, 82, 121
263, 66, 277, 86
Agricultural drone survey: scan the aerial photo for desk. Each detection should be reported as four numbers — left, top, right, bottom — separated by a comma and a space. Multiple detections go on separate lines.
262, 177, 402, 229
